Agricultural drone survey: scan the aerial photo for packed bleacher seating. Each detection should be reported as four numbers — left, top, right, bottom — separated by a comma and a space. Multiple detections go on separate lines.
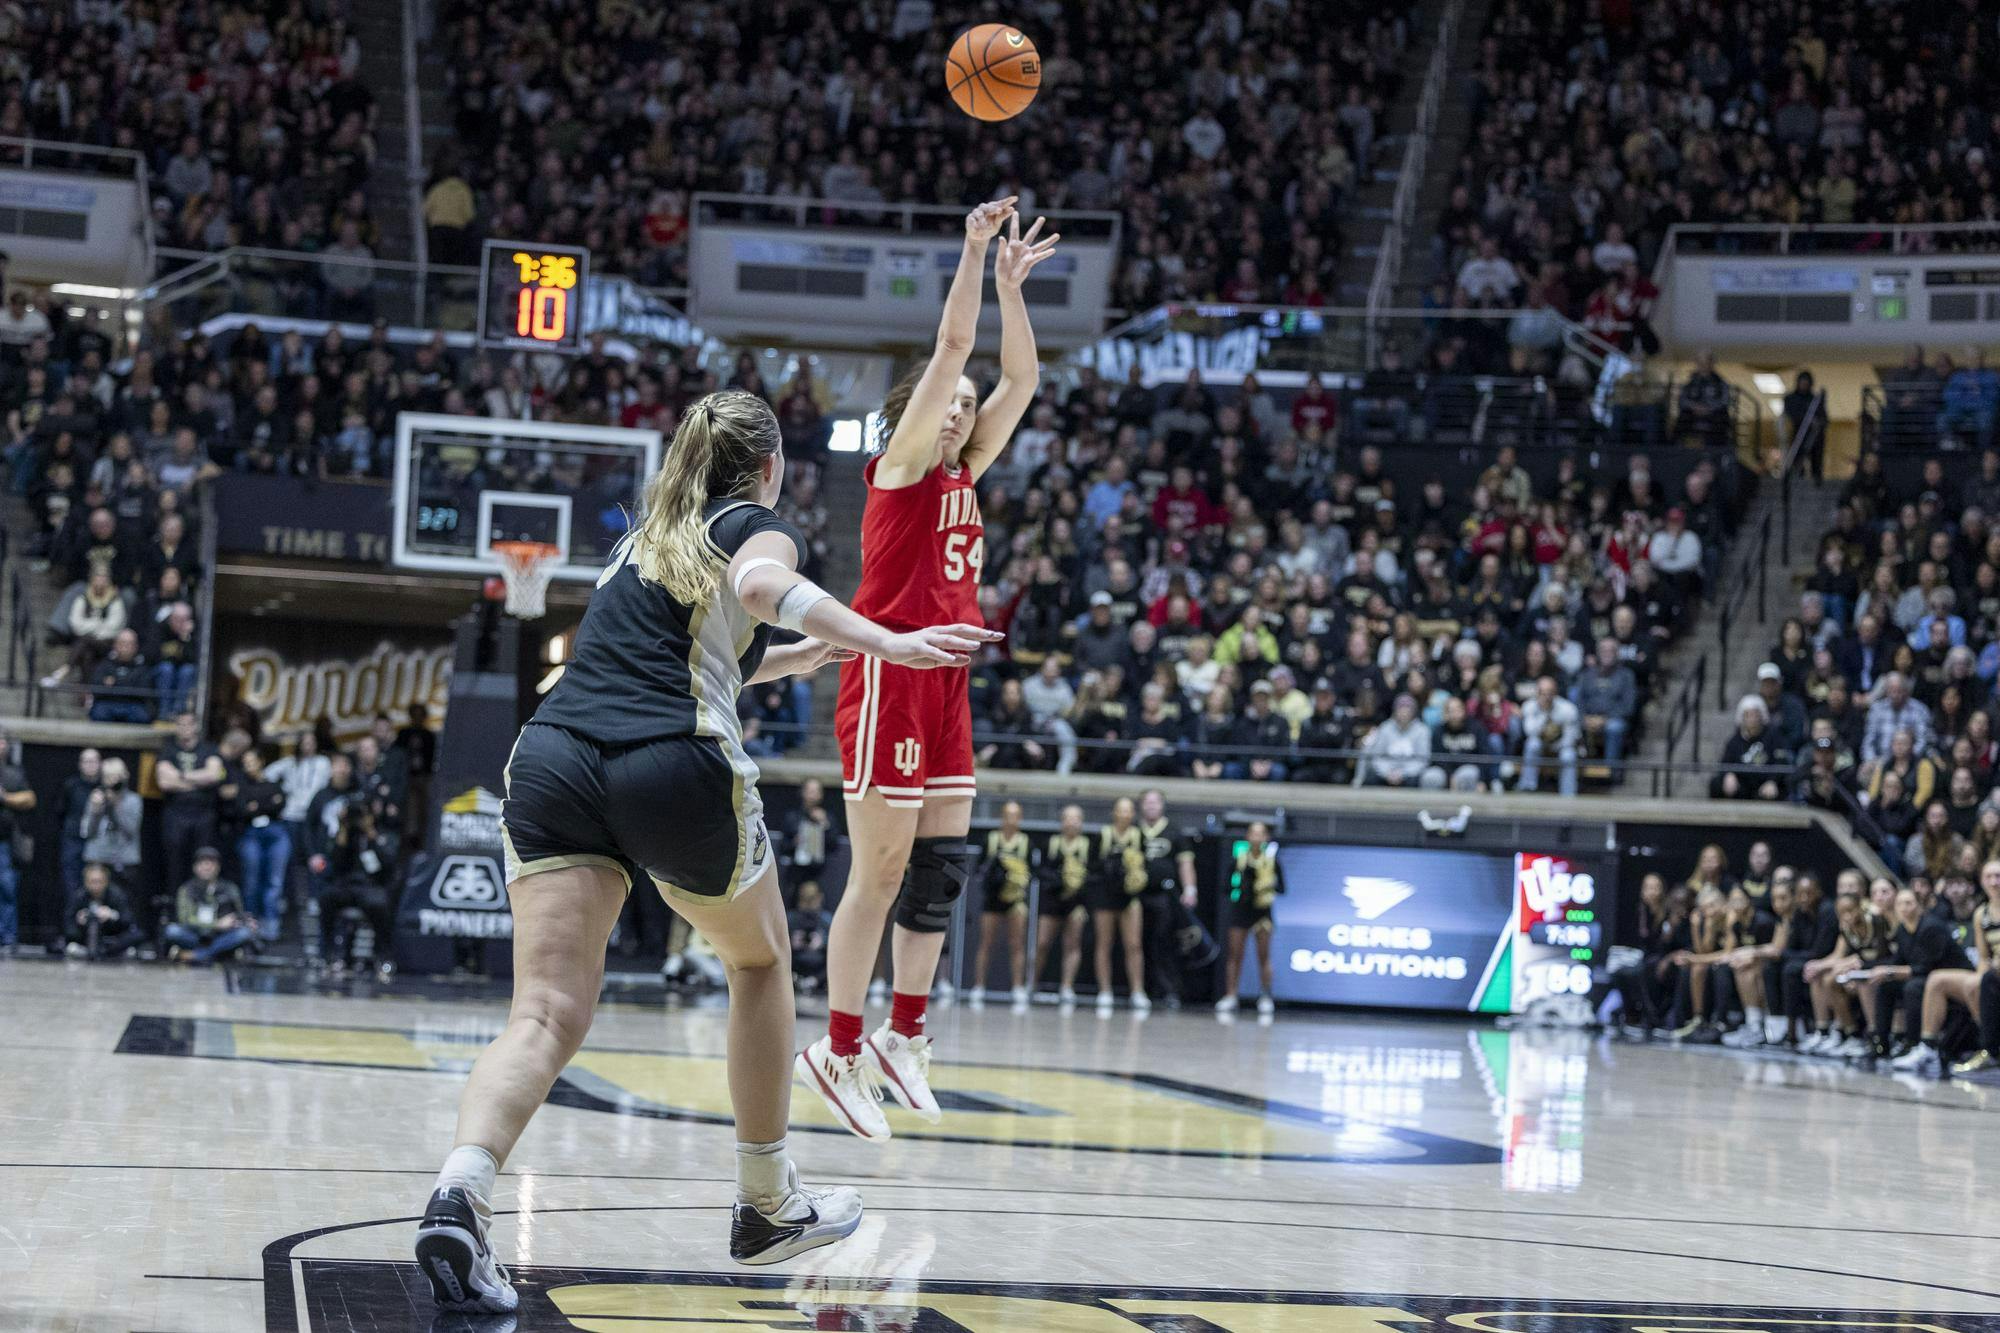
1772, 436, 2000, 884
422, 0, 1405, 299
964, 362, 1739, 792
5, 0, 381, 258
1441, 0, 2000, 345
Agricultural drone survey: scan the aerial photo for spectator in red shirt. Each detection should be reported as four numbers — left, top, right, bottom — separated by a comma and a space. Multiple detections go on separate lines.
1291, 374, 1337, 439
1152, 466, 1224, 534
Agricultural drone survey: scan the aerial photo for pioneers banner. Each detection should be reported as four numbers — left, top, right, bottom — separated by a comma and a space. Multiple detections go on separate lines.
210, 616, 452, 744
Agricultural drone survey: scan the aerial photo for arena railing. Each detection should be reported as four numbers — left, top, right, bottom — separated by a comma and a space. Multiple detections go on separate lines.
1660, 220, 2000, 260
1710, 387, 1825, 708
1365, 0, 1463, 365
1653, 655, 1708, 800
689, 192, 1124, 243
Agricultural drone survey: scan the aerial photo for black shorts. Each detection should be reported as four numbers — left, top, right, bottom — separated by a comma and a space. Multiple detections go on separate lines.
1039, 888, 1088, 919
1230, 898, 1276, 932
501, 723, 773, 904
1091, 882, 1142, 913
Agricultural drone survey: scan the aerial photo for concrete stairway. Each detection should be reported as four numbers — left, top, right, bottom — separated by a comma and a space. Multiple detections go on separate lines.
349, 0, 418, 261
1632, 473, 1846, 783
1395, 0, 1497, 304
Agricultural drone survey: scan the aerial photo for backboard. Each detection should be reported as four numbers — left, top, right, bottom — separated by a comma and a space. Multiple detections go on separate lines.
391, 413, 660, 582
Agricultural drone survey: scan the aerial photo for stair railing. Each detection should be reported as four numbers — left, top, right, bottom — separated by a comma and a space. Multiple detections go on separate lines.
1365, 0, 1463, 366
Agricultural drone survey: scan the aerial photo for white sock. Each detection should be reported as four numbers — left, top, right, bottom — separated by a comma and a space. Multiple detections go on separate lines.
1745, 1006, 1765, 1026
436, 1145, 498, 1208
736, 1138, 791, 1208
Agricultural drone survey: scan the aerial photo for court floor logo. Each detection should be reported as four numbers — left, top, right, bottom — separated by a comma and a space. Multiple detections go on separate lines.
262, 1257, 1993, 1333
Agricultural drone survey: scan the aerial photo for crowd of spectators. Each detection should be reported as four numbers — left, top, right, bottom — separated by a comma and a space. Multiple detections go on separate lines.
6, 0, 381, 258
422, 0, 1401, 301
1439, 0, 2000, 355
1738, 446, 2000, 890
1609, 844, 1999, 1080
962, 364, 1734, 793
45, 707, 433, 971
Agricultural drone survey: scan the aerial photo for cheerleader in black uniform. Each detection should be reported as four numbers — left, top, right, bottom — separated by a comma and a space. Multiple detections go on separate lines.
1093, 796, 1148, 1011
1033, 803, 1094, 1002
1217, 820, 1284, 1016
414, 392, 994, 1312
969, 800, 1034, 1004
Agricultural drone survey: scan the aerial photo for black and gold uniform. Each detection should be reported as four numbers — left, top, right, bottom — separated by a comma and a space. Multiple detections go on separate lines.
1139, 817, 1193, 900
502, 500, 801, 903
1095, 822, 1147, 912
1229, 844, 1284, 931
1979, 900, 2000, 962
981, 828, 1035, 916
1843, 911, 1891, 966
1040, 831, 1094, 919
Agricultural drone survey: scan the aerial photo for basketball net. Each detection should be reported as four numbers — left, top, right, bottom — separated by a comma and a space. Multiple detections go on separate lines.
492, 540, 559, 619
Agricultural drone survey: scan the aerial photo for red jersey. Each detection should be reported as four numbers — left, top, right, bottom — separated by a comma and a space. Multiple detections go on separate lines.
849, 455, 984, 631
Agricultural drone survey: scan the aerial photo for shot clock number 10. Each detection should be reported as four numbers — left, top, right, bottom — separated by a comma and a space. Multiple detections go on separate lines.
478, 240, 590, 354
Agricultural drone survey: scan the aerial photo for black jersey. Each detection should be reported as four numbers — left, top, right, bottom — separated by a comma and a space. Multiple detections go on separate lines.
1139, 816, 1191, 893
1980, 901, 2000, 963
1041, 833, 1094, 904
1230, 846, 1284, 912
1100, 824, 1147, 896
533, 500, 805, 746
982, 829, 1034, 908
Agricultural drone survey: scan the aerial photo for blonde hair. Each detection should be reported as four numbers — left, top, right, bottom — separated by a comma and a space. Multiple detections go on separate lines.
634, 391, 781, 605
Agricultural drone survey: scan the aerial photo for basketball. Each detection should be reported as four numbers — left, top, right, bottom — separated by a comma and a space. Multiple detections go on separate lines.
945, 23, 1040, 121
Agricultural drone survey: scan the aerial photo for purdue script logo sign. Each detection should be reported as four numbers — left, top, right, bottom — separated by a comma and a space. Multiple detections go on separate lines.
269, 1260, 1993, 1333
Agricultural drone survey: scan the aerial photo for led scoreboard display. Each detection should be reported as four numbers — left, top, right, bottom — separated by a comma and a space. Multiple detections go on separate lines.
478, 241, 589, 353
1245, 844, 1615, 1013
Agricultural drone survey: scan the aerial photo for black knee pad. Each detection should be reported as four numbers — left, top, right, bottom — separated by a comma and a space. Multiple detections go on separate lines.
895, 835, 974, 933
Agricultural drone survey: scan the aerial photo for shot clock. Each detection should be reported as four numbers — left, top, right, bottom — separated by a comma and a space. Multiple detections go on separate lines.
478, 240, 590, 353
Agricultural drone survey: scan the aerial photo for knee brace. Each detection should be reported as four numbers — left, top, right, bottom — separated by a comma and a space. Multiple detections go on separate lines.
895, 835, 974, 934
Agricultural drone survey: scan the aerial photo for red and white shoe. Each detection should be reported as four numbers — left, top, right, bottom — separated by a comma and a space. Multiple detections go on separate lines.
863, 1024, 942, 1124
795, 1035, 891, 1143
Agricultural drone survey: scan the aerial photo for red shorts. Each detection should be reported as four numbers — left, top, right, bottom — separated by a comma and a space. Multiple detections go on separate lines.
836, 655, 974, 808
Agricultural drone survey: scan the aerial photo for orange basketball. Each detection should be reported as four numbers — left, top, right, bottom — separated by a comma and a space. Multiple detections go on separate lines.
944, 23, 1040, 121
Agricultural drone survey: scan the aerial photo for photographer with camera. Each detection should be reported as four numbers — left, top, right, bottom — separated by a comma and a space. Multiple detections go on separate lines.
80, 758, 142, 889
163, 847, 256, 965
315, 796, 399, 977
60, 861, 146, 959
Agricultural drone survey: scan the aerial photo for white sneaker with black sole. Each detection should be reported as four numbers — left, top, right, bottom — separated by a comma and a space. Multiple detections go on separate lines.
1888, 1044, 1943, 1078
414, 1186, 518, 1313
730, 1161, 864, 1266
795, 1036, 891, 1142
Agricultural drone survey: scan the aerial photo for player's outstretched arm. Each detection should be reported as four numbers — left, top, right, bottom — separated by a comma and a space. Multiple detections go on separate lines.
730, 533, 999, 669
877, 197, 1016, 487
962, 212, 1060, 482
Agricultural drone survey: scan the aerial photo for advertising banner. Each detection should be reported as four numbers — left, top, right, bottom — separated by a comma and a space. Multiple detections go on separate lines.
1254, 844, 1616, 1014
1259, 845, 1518, 1011
394, 785, 512, 944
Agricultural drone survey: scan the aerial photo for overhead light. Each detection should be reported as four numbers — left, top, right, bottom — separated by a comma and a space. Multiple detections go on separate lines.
50, 282, 131, 300
536, 664, 566, 695
1752, 373, 1786, 394
828, 416, 867, 453
545, 633, 567, 664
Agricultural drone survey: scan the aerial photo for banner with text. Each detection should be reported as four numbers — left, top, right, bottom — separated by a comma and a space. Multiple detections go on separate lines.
212, 474, 395, 564
209, 615, 452, 745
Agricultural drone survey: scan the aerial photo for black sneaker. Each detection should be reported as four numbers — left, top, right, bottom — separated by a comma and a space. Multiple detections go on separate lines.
415, 1187, 518, 1312
729, 1162, 864, 1266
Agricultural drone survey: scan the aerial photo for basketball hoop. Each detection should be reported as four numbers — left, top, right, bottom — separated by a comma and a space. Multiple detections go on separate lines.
492, 540, 560, 619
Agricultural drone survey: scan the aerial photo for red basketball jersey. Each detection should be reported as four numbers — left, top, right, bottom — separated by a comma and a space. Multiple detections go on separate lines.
849, 455, 985, 631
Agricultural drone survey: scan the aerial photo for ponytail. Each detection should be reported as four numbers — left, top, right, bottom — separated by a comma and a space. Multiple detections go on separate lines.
633, 390, 781, 604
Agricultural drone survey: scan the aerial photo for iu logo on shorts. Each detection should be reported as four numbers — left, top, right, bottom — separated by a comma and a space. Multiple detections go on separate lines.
894, 737, 922, 777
